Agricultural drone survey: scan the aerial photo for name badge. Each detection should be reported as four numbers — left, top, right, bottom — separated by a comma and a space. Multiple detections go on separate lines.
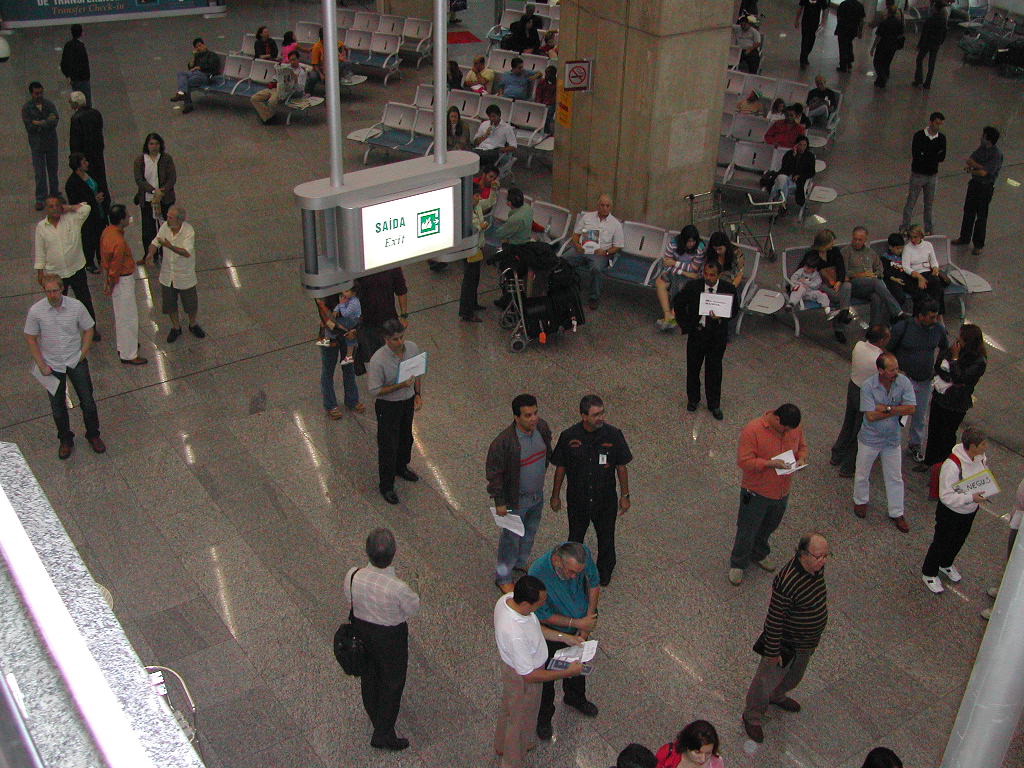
598, 454, 608, 465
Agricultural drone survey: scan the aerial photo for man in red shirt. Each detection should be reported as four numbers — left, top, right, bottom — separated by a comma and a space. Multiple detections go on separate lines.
730, 404, 809, 585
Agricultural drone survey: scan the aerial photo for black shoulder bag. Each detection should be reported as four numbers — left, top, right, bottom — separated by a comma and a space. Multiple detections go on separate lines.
333, 569, 367, 676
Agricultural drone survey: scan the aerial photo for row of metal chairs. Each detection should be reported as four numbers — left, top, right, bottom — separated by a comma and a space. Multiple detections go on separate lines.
290, 14, 433, 69
486, 5, 561, 48
195, 54, 326, 123
724, 69, 843, 142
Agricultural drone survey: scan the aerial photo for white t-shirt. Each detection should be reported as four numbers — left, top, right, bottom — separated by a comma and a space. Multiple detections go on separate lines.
154, 221, 198, 289
474, 120, 517, 151
493, 594, 548, 676
574, 211, 625, 252
851, 340, 883, 386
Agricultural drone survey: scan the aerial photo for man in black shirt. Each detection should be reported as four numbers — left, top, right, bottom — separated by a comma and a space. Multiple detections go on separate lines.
834, 0, 865, 72
170, 38, 221, 114
795, 0, 828, 69
60, 24, 91, 106
68, 91, 106, 186
550, 395, 632, 586
900, 112, 946, 235
953, 126, 1004, 254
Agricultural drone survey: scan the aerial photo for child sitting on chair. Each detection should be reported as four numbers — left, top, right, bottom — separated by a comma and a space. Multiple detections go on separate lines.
788, 253, 837, 317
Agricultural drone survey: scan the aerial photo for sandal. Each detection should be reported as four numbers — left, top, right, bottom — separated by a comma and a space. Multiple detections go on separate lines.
328, 407, 344, 420
348, 402, 366, 414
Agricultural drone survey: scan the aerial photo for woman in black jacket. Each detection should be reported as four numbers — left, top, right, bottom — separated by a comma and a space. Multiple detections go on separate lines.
132, 132, 176, 256
65, 152, 109, 274
923, 323, 987, 466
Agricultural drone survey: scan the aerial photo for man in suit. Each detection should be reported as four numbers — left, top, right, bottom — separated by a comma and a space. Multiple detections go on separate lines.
68, 91, 106, 185
673, 260, 739, 421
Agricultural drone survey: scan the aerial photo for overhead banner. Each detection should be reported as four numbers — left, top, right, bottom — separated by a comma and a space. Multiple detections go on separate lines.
0, 0, 225, 28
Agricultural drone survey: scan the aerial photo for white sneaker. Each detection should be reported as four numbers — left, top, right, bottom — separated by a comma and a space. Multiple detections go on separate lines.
981, 608, 992, 620
987, 586, 999, 599
728, 568, 744, 586
939, 565, 962, 582
922, 575, 944, 594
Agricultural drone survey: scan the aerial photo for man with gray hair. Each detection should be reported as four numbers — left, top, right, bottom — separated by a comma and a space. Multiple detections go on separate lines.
345, 528, 420, 751
528, 541, 602, 741
563, 194, 624, 311
145, 205, 204, 343
69, 90, 106, 185
840, 226, 904, 326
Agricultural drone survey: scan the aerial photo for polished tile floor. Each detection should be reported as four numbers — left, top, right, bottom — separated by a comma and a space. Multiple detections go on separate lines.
1, 1, 1023, 766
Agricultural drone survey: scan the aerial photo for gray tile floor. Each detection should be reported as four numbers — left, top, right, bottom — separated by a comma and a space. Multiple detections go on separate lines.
1, 0, 1023, 766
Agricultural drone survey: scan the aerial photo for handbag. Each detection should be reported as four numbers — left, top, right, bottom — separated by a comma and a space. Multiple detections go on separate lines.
450, 0, 468, 11
752, 632, 795, 667
333, 569, 366, 676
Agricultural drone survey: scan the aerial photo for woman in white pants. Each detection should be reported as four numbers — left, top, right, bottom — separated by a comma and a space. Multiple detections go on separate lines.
100, 205, 147, 365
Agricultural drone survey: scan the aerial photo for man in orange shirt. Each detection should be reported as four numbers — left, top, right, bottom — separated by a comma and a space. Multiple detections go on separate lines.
100, 204, 147, 365
309, 28, 325, 93
729, 404, 808, 585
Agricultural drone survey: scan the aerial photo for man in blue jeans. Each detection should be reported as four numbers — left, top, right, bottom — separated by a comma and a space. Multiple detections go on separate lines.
169, 38, 221, 114
487, 394, 553, 592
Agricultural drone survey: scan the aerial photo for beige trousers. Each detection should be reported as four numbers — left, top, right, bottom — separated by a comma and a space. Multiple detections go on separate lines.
251, 88, 282, 122
495, 663, 542, 768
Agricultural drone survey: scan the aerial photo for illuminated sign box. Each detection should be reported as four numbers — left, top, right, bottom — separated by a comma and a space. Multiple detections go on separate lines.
360, 183, 456, 270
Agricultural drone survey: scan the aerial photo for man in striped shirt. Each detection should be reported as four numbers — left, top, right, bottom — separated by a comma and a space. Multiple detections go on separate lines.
742, 532, 829, 744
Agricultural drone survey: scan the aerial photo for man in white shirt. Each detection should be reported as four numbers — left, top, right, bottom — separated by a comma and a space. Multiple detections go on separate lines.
473, 104, 517, 166
494, 575, 583, 768
736, 15, 762, 72
251, 50, 308, 125
829, 324, 891, 477
33, 195, 100, 339
563, 194, 625, 310
144, 205, 204, 343
24, 274, 105, 459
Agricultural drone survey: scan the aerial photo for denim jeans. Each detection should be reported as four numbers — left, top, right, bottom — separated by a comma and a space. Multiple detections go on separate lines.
907, 378, 931, 449
176, 71, 212, 104
319, 344, 359, 410
495, 496, 544, 584
853, 441, 904, 518
563, 246, 611, 302
730, 490, 789, 569
31, 146, 60, 204
48, 358, 100, 442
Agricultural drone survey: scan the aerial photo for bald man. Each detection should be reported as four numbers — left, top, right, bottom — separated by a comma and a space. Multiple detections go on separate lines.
145, 205, 205, 343
564, 194, 625, 311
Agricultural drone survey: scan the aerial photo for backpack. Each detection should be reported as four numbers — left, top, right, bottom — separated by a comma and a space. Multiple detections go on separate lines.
928, 451, 961, 500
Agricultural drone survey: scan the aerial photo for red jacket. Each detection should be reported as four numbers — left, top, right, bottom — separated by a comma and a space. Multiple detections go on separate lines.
764, 120, 806, 148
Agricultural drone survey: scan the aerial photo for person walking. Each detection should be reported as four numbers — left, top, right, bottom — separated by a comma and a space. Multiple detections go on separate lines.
922, 324, 987, 468
953, 126, 1003, 255
60, 24, 91, 105
528, 541, 601, 740
730, 404, 808, 586
831, 325, 890, 478
834, 0, 866, 72
921, 427, 990, 593
133, 133, 177, 258
345, 528, 420, 751
24, 274, 105, 459
853, 353, 916, 532
871, 0, 904, 88
65, 152, 109, 274
68, 91, 106, 186
100, 205, 147, 366
549, 395, 632, 587
487, 394, 553, 592
22, 82, 61, 211
673, 261, 739, 420
742, 533, 829, 744
33, 196, 100, 339
795, 0, 828, 69
144, 206, 204, 342
913, 0, 948, 89
367, 319, 423, 505
899, 112, 946, 235
493, 575, 583, 768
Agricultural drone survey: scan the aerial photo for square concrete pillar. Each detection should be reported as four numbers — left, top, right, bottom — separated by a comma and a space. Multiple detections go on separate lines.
552, 0, 735, 229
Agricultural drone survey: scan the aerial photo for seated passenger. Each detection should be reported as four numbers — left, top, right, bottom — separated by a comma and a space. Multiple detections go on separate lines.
806, 75, 838, 127
507, 14, 543, 54
539, 30, 558, 58
798, 228, 854, 342
499, 57, 541, 100
279, 31, 298, 62
464, 55, 496, 94
736, 15, 762, 73
254, 26, 278, 60
251, 51, 307, 125
763, 107, 806, 148
787, 252, 837, 316
790, 101, 811, 127
563, 194, 625, 311
706, 231, 745, 287
899, 225, 947, 316
770, 135, 816, 209
446, 106, 472, 151
655, 224, 705, 331
472, 105, 517, 165
447, 60, 464, 91
765, 97, 786, 122
735, 89, 764, 116
841, 225, 905, 326
169, 37, 221, 115
880, 233, 914, 314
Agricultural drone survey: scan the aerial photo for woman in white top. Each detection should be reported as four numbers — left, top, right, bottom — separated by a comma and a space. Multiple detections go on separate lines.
898, 225, 945, 315
921, 426, 989, 593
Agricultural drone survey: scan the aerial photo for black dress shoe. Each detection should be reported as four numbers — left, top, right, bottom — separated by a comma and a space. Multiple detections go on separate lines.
370, 736, 409, 751
381, 489, 400, 505
564, 697, 599, 717
397, 467, 419, 482
599, 576, 611, 587
536, 723, 553, 740
58, 440, 74, 460
189, 324, 206, 338
686, 402, 699, 412
167, 328, 182, 343
711, 408, 724, 421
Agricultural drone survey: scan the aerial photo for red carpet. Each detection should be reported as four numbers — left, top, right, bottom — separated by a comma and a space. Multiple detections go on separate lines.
448, 30, 482, 44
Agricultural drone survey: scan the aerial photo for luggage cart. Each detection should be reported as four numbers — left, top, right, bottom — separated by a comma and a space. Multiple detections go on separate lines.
498, 267, 530, 352
683, 190, 726, 232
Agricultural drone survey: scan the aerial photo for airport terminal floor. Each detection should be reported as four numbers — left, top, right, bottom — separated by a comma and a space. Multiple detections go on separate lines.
1, 0, 1024, 766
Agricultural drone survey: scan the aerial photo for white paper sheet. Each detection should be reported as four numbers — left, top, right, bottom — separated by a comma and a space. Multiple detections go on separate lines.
772, 449, 808, 476
955, 469, 1001, 498
552, 639, 598, 663
30, 365, 60, 396
698, 291, 733, 318
396, 351, 428, 383
491, 506, 525, 536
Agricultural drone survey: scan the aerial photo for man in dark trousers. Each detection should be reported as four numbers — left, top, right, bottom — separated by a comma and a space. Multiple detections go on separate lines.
69, 91, 106, 186
60, 24, 91, 106
795, 0, 828, 69
22, 82, 60, 211
900, 112, 946, 235
549, 395, 632, 587
953, 126, 1004, 255
366, 319, 423, 505
673, 260, 739, 421
913, 0, 948, 89
834, 0, 865, 72
354, 267, 409, 372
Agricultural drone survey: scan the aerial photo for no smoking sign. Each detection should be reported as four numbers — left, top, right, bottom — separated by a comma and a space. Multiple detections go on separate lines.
563, 59, 593, 92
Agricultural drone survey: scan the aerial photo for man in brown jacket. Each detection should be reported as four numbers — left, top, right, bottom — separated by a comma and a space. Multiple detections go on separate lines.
487, 394, 553, 593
